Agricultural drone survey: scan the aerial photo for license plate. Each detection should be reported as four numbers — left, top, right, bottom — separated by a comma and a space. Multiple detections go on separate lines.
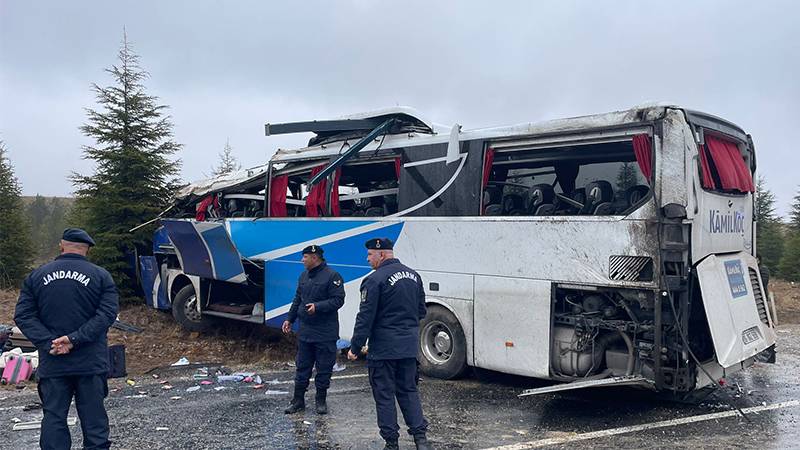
742, 326, 761, 345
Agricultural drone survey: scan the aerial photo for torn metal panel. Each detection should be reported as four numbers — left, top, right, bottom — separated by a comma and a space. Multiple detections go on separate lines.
160, 220, 246, 284
519, 375, 654, 397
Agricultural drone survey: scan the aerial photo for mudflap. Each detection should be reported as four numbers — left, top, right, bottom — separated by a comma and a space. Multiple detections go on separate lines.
518, 375, 654, 397
695, 252, 777, 368
160, 219, 247, 284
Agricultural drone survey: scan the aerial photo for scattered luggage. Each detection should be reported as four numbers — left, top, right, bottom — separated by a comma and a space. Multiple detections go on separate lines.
1, 355, 34, 385
107, 344, 127, 379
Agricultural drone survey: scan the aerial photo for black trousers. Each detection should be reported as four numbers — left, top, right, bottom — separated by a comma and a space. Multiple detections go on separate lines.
37, 374, 110, 450
368, 358, 428, 442
294, 340, 337, 391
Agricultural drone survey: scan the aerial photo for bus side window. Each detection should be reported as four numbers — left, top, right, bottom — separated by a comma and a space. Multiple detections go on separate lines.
483, 138, 651, 216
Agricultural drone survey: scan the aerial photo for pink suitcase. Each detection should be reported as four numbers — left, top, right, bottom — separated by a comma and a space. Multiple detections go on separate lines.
1, 355, 33, 385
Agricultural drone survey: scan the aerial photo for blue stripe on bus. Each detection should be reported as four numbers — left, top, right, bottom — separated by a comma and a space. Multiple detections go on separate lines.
264, 222, 404, 324
228, 220, 377, 258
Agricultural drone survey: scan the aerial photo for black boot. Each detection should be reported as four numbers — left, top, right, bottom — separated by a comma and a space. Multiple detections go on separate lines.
414, 434, 434, 450
382, 440, 399, 450
284, 386, 305, 414
315, 389, 328, 415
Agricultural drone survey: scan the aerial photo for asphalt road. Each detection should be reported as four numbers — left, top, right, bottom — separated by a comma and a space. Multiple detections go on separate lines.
2, 325, 799, 449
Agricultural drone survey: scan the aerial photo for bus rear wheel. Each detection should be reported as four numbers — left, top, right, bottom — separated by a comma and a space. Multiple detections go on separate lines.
419, 305, 467, 379
172, 284, 216, 333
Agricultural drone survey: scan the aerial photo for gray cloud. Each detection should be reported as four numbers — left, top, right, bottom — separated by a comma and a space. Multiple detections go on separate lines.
2, 0, 798, 215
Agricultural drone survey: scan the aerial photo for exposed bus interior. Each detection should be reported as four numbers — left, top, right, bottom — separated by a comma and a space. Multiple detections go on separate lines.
484, 139, 651, 217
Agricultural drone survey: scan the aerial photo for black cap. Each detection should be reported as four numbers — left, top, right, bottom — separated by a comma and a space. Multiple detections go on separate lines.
302, 244, 323, 256
62, 228, 96, 247
365, 238, 393, 250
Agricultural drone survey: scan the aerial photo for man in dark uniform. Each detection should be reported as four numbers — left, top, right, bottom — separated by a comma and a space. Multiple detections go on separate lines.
348, 238, 433, 450
282, 244, 345, 415
14, 228, 118, 450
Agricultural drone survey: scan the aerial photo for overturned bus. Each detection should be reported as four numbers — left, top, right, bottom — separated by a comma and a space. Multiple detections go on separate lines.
139, 104, 777, 395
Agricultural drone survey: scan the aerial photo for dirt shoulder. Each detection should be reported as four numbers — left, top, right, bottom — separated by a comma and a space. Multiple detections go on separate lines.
1, 290, 295, 375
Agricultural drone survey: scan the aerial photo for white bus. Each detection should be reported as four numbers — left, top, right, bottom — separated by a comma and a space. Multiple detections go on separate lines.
141, 104, 776, 395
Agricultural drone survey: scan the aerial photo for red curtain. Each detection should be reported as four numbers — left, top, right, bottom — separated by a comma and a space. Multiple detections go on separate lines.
305, 164, 341, 216
195, 194, 219, 221
269, 175, 289, 217
482, 148, 495, 189
704, 135, 754, 192
632, 134, 652, 183
698, 144, 717, 189
394, 157, 402, 180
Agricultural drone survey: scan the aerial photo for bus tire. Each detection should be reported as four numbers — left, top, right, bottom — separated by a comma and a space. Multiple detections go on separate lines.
418, 305, 467, 379
171, 284, 216, 332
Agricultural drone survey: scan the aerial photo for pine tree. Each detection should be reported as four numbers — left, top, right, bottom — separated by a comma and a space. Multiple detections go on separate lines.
616, 162, 639, 192
778, 234, 800, 282
25, 194, 51, 261
790, 188, 800, 230
0, 141, 33, 288
755, 176, 784, 275
210, 139, 241, 177
71, 33, 182, 300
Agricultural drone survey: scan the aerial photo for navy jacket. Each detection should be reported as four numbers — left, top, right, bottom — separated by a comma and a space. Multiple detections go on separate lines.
351, 258, 427, 360
14, 253, 118, 378
286, 262, 345, 343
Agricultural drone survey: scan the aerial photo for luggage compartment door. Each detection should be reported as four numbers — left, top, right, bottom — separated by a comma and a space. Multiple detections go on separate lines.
696, 252, 776, 368
160, 219, 247, 284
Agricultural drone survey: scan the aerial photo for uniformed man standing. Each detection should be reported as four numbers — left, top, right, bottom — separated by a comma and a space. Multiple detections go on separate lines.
14, 228, 118, 450
282, 244, 345, 415
348, 238, 433, 450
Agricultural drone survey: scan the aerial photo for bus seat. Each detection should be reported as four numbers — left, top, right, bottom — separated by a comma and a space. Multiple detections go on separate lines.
485, 204, 503, 216
526, 184, 555, 215
625, 185, 650, 207
502, 194, 524, 215
585, 181, 614, 214
365, 207, 383, 217
534, 204, 556, 215
483, 186, 502, 206
593, 202, 615, 215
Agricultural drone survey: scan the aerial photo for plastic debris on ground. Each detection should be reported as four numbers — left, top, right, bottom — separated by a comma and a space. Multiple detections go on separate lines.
161, 385, 173, 390
186, 386, 201, 392
252, 384, 265, 390
171, 357, 190, 366
265, 390, 288, 395
13, 417, 76, 431
200, 380, 213, 385
170, 396, 182, 400
156, 427, 169, 431
217, 375, 245, 383
214, 386, 227, 391
303, 420, 312, 425
22, 403, 41, 411
126, 379, 136, 386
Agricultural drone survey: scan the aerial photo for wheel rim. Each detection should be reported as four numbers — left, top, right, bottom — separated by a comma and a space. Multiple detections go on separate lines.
183, 295, 202, 322
422, 320, 454, 364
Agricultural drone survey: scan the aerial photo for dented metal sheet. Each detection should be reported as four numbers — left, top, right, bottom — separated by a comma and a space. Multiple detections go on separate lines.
519, 375, 654, 397
160, 219, 246, 284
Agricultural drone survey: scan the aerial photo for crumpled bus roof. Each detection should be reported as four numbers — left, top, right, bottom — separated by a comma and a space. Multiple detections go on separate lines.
173, 164, 269, 200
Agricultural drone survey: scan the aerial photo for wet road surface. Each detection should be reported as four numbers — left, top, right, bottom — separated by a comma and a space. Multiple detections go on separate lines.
1, 324, 799, 449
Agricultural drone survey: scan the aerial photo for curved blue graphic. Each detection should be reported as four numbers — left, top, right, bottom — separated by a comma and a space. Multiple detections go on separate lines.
264, 221, 404, 327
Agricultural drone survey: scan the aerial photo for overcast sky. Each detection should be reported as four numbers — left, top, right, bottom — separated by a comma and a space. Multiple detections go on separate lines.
2, 1, 798, 216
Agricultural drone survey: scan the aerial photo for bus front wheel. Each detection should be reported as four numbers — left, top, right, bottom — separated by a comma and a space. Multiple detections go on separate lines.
419, 305, 467, 379
171, 284, 216, 333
